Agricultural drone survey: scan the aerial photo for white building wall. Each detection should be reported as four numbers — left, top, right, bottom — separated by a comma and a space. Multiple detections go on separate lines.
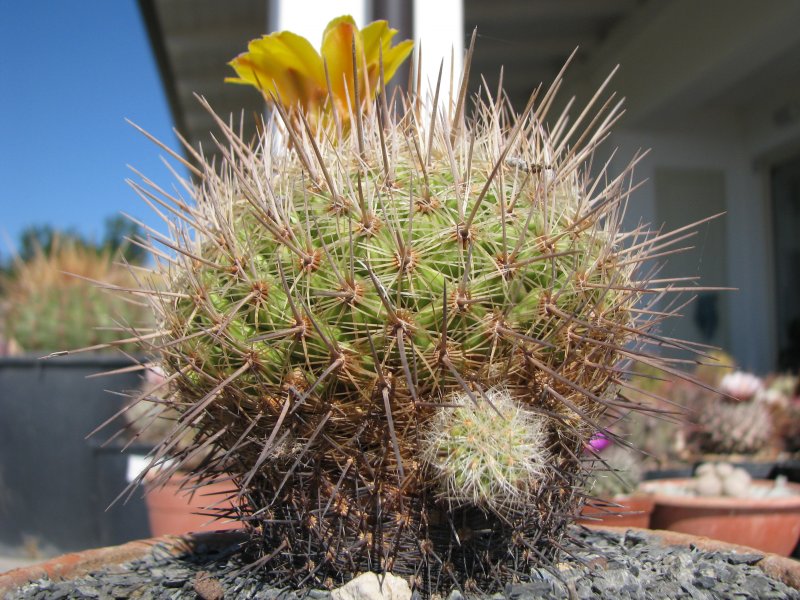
562, 0, 800, 374
603, 124, 776, 372
274, 0, 368, 43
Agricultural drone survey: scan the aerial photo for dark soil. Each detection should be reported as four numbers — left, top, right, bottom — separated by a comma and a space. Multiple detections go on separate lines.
6, 527, 799, 599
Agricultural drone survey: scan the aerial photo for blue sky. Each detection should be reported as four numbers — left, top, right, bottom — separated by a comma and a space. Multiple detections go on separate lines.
0, 1, 184, 260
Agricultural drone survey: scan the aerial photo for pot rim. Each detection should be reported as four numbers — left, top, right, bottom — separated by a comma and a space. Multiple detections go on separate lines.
639, 478, 800, 509
584, 494, 655, 508
1, 527, 798, 593
0, 531, 247, 596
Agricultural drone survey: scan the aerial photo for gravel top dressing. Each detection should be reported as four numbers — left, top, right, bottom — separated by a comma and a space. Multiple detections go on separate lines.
6, 528, 799, 600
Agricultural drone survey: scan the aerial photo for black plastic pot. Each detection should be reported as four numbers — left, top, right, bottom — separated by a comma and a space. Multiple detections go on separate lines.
0, 354, 151, 555
714, 461, 777, 480
642, 466, 694, 481
644, 460, 779, 482
774, 461, 800, 484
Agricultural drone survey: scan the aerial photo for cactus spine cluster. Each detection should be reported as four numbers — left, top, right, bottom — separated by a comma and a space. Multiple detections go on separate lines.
105, 20, 708, 595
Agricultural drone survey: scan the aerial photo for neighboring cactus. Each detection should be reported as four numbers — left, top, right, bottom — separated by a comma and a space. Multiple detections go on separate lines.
718, 370, 763, 402
620, 365, 688, 469
692, 350, 736, 386
673, 363, 777, 458
102, 16, 713, 595
1, 237, 152, 353
762, 374, 800, 452
764, 374, 800, 401
691, 399, 773, 455
685, 370, 774, 456
775, 400, 800, 453
645, 462, 795, 499
585, 443, 644, 499
694, 462, 751, 497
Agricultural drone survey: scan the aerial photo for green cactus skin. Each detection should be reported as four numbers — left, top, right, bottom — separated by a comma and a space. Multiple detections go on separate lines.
114, 62, 703, 594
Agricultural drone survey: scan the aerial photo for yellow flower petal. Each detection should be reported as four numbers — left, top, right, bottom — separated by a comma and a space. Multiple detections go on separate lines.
360, 20, 392, 65
321, 16, 362, 112
380, 39, 414, 83
227, 15, 413, 133
228, 31, 326, 111
357, 21, 413, 100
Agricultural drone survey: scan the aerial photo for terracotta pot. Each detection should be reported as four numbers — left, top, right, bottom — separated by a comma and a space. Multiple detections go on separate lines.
640, 478, 800, 556
578, 494, 655, 528
0, 531, 247, 595
2, 528, 799, 596
144, 477, 242, 536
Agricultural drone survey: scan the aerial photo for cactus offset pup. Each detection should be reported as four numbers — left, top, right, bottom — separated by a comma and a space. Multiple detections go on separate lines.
104, 16, 708, 595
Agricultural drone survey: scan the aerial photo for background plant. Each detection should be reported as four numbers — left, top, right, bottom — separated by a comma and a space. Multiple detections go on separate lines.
0, 219, 152, 353
12, 217, 148, 265
585, 443, 644, 499
681, 366, 777, 458
762, 374, 800, 453
615, 362, 691, 470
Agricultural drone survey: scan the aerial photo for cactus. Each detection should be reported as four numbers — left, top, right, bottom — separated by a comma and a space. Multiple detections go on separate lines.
761, 374, 800, 452
103, 17, 713, 595
718, 370, 763, 402
690, 395, 774, 455
692, 350, 736, 386
420, 387, 551, 515
681, 369, 774, 457
585, 444, 643, 499
0, 236, 152, 353
774, 401, 800, 453
694, 462, 752, 497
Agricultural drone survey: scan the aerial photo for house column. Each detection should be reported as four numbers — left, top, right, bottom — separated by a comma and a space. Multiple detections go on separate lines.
271, 0, 368, 45
412, 0, 463, 97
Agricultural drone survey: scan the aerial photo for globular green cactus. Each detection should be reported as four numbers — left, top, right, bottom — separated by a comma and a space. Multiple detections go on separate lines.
107, 18, 709, 595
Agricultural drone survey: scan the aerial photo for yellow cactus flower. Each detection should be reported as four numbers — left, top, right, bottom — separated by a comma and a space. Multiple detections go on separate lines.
227, 15, 413, 130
